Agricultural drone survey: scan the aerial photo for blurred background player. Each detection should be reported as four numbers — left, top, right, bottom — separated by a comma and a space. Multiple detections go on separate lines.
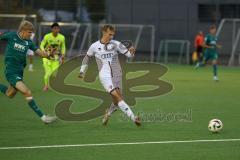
196, 25, 221, 81
79, 25, 141, 126
194, 31, 204, 68
27, 32, 35, 72
40, 22, 66, 91
0, 20, 57, 124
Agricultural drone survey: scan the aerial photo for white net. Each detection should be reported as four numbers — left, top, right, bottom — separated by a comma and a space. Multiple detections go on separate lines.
0, 14, 37, 54
38, 23, 155, 62
157, 40, 190, 64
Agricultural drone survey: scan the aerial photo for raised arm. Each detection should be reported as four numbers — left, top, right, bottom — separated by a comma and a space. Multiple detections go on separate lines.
118, 41, 135, 58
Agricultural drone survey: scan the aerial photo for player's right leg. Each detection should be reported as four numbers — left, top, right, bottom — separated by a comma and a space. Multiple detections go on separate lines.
5, 85, 17, 98
0, 83, 8, 95
102, 97, 118, 126
42, 58, 51, 91
104, 76, 122, 117
15, 81, 57, 124
101, 76, 119, 125
0, 84, 17, 99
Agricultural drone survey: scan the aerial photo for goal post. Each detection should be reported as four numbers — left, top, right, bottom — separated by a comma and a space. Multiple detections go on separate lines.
0, 14, 37, 31
0, 14, 37, 54
157, 40, 190, 64
38, 23, 155, 62
216, 18, 240, 66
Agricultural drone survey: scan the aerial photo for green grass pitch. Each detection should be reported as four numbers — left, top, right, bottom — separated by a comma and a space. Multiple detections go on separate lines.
0, 55, 240, 160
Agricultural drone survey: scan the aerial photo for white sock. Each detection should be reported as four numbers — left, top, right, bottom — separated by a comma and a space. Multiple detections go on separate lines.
29, 64, 33, 70
107, 103, 118, 116
118, 100, 135, 121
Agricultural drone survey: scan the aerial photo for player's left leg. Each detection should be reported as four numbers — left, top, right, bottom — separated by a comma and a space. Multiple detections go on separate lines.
110, 89, 141, 126
15, 81, 57, 124
210, 52, 219, 81
51, 61, 60, 77
43, 60, 60, 91
212, 59, 218, 81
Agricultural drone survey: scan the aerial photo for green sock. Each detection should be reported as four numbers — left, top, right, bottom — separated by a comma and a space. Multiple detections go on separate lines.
0, 84, 7, 95
28, 99, 44, 117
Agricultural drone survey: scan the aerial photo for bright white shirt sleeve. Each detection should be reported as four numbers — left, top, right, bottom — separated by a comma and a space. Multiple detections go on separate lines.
80, 44, 95, 73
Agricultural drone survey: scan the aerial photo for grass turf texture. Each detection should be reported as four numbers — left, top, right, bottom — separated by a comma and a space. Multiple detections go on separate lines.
0, 55, 240, 160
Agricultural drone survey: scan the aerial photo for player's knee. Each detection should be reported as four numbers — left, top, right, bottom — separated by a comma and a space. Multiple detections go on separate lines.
111, 93, 122, 103
6, 91, 16, 99
24, 90, 32, 97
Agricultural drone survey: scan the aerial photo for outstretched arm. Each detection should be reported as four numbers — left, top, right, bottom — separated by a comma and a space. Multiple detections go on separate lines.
202, 42, 214, 49
124, 46, 136, 58
79, 55, 92, 78
118, 41, 136, 58
78, 44, 95, 78
35, 49, 51, 58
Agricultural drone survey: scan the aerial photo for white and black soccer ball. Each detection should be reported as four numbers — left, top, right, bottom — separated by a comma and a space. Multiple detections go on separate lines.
208, 119, 223, 133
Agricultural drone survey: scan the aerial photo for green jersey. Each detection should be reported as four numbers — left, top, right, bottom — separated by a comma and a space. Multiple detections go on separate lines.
204, 34, 218, 54
0, 32, 38, 74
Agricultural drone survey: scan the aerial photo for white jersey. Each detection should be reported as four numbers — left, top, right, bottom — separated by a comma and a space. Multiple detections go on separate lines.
86, 40, 131, 78
80, 39, 133, 92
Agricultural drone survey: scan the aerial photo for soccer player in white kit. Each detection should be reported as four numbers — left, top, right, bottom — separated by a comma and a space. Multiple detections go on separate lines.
79, 25, 141, 126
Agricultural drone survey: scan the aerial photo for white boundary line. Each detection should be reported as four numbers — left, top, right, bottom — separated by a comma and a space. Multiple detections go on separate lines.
0, 138, 240, 150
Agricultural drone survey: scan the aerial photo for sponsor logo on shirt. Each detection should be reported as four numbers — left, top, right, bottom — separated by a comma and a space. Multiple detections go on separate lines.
101, 53, 113, 59
14, 43, 26, 52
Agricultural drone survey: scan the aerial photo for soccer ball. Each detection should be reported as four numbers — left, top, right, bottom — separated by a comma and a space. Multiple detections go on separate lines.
208, 119, 223, 133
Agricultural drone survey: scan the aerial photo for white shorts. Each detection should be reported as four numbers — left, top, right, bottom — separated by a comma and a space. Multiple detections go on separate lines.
27, 49, 34, 56
99, 76, 122, 93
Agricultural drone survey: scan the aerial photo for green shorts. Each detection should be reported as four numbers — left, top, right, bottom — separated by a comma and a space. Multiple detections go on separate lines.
204, 51, 218, 61
5, 72, 23, 87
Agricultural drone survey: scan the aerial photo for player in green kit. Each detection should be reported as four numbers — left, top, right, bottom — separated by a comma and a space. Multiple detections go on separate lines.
0, 20, 57, 124
196, 25, 221, 81
40, 23, 66, 91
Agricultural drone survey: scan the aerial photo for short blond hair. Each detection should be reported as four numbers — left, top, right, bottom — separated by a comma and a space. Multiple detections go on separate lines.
18, 20, 34, 32
101, 25, 115, 32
